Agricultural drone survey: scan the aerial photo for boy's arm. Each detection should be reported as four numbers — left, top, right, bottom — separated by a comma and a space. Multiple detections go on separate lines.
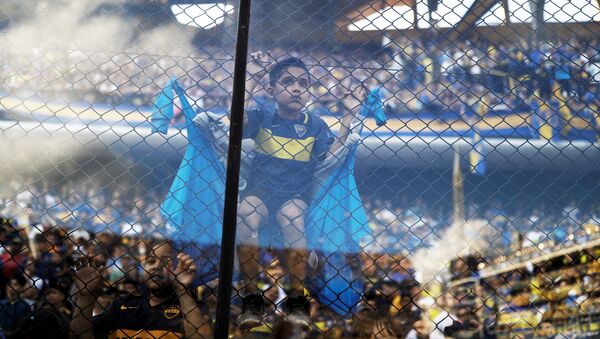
244, 51, 274, 126
328, 85, 367, 157
172, 253, 213, 339
70, 294, 97, 339
69, 262, 105, 339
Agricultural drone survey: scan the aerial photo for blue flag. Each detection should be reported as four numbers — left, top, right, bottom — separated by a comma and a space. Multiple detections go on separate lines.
151, 79, 225, 284
361, 87, 387, 127
305, 147, 368, 317
304, 92, 379, 317
151, 79, 175, 134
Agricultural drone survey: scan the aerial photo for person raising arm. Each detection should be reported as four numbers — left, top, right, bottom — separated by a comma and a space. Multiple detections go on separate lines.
70, 241, 212, 339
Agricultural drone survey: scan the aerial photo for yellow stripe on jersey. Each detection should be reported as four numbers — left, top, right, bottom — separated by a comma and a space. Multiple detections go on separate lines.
108, 329, 183, 339
255, 128, 315, 162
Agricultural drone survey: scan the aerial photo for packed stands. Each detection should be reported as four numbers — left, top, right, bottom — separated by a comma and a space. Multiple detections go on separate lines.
2, 171, 600, 335
2, 36, 600, 140
1, 0, 600, 337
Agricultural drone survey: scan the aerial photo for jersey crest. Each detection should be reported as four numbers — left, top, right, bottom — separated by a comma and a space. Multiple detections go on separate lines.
294, 124, 307, 137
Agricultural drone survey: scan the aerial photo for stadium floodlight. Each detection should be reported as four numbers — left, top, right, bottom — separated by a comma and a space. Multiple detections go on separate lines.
347, 5, 414, 31
170, 3, 235, 29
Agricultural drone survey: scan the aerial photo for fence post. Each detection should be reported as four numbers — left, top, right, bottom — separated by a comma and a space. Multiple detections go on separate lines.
214, 0, 252, 337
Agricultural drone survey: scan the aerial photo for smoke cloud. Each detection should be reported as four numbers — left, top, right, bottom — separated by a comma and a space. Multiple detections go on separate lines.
410, 219, 490, 284
0, 0, 196, 102
1, 0, 194, 54
0, 0, 196, 177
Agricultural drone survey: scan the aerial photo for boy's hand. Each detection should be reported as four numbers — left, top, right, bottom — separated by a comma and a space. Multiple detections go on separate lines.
72, 256, 105, 297
171, 253, 197, 293
342, 84, 368, 116
247, 51, 274, 80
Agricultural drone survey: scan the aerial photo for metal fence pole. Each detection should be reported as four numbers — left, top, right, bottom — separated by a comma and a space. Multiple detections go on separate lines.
214, 0, 252, 337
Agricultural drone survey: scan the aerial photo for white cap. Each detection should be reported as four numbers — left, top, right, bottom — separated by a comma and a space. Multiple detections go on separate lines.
121, 223, 142, 237
70, 228, 90, 240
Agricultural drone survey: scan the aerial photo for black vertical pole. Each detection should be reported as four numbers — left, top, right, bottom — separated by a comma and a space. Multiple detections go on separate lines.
215, 0, 252, 337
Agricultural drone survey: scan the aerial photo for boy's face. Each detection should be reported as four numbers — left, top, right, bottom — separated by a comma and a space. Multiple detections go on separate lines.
270, 66, 311, 114
143, 242, 174, 291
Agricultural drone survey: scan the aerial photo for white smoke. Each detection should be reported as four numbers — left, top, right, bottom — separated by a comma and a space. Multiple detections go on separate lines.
2, 1, 130, 51
0, 121, 82, 187
0, 0, 196, 176
0, 0, 196, 101
1, 0, 194, 54
410, 219, 490, 284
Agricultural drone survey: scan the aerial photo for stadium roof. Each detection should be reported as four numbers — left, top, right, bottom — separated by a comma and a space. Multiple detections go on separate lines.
166, 0, 600, 46
343, 0, 600, 31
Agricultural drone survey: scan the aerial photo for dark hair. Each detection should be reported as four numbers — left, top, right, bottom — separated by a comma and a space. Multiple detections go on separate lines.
269, 57, 309, 87
510, 282, 529, 296
122, 277, 138, 286
146, 239, 173, 251
45, 279, 69, 296
34, 233, 46, 243
11, 273, 27, 287
98, 285, 118, 296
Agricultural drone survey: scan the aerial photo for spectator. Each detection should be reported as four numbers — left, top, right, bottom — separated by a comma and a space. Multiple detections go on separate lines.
42, 280, 72, 320
0, 275, 31, 336
428, 288, 459, 338
1, 235, 28, 282
70, 240, 212, 338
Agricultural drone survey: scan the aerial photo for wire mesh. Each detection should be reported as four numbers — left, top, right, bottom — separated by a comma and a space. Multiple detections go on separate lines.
0, 0, 600, 338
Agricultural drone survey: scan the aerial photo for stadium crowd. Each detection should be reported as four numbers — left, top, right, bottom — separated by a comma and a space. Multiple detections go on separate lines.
2, 36, 600, 126
1, 2, 599, 338
1, 177, 599, 337
3, 178, 599, 261
364, 195, 600, 258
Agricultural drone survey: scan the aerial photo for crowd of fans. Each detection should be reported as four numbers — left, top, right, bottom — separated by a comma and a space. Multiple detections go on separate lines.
473, 247, 600, 338
0, 179, 166, 239
1, 3, 600, 338
3, 178, 599, 262
364, 195, 600, 258
2, 36, 600, 129
1, 177, 599, 336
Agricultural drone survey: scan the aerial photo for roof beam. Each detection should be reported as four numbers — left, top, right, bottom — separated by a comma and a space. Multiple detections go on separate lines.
336, 0, 412, 29
438, 0, 501, 44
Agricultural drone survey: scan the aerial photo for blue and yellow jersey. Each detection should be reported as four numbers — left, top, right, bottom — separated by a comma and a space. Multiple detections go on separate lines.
92, 294, 186, 339
243, 107, 334, 195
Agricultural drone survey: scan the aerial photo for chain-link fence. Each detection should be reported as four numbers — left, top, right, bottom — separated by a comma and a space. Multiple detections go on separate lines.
1, 0, 600, 338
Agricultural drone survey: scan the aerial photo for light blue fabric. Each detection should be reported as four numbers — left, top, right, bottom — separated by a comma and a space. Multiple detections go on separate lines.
151, 79, 225, 283
305, 88, 380, 317
305, 147, 368, 317
307, 147, 368, 252
362, 87, 387, 127
150, 79, 175, 134
303, 93, 380, 317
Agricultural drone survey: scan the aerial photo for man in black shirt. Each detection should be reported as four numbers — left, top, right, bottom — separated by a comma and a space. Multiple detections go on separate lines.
69, 241, 212, 339
0, 275, 31, 337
